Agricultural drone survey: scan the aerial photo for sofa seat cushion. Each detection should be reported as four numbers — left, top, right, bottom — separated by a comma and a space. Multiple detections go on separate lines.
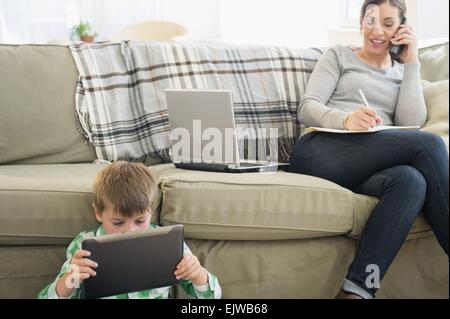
158, 166, 433, 241
349, 194, 432, 240
0, 164, 171, 245
158, 166, 366, 240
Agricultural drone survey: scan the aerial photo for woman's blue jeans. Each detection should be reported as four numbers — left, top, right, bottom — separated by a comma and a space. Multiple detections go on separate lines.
290, 130, 449, 297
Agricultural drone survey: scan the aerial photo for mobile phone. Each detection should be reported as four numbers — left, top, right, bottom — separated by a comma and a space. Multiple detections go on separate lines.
389, 17, 407, 57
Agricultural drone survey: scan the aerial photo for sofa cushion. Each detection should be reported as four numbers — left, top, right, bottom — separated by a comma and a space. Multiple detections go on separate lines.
0, 246, 67, 299
158, 166, 369, 240
0, 164, 171, 245
349, 193, 432, 240
0, 44, 96, 165
421, 80, 449, 147
419, 40, 449, 82
158, 166, 433, 241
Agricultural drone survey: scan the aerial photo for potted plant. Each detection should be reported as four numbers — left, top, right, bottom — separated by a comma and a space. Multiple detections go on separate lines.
71, 21, 98, 43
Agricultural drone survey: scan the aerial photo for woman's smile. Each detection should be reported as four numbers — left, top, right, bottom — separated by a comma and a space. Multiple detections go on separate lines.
369, 38, 388, 49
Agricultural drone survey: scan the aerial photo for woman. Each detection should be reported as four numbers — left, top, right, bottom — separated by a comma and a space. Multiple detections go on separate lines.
290, 0, 449, 299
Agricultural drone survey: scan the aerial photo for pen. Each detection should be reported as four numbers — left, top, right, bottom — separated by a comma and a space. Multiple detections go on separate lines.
358, 89, 382, 126
358, 89, 370, 107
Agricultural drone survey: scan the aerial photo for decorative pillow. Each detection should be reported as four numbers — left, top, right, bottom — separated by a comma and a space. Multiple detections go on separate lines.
421, 80, 449, 147
419, 41, 449, 82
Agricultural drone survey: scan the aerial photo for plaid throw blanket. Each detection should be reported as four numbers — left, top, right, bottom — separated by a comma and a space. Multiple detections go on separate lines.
70, 41, 323, 164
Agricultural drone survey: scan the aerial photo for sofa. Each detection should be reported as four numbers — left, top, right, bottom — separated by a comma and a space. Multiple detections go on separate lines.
0, 40, 448, 299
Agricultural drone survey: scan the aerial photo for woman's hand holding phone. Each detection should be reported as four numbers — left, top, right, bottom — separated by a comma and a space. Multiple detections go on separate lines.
391, 22, 419, 64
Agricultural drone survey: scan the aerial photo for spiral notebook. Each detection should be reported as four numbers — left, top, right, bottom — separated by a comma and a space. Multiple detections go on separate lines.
306, 125, 421, 134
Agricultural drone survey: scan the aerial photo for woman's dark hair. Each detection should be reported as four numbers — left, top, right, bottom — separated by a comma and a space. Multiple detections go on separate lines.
360, 0, 407, 62
360, 0, 407, 25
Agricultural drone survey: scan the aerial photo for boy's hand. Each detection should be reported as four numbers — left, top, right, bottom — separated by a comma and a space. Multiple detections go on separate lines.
174, 254, 208, 286
56, 250, 98, 298
70, 250, 98, 281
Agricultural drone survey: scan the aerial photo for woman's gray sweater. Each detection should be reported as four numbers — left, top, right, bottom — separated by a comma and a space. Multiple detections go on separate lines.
298, 45, 427, 130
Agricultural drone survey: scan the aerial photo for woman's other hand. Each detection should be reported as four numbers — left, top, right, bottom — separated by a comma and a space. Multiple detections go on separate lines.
344, 107, 383, 131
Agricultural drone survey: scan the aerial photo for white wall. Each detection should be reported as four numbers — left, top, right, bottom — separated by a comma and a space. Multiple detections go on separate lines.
416, 0, 449, 39
161, 0, 450, 43
391, 0, 449, 40
0, 0, 447, 45
220, 0, 341, 48
161, 0, 221, 40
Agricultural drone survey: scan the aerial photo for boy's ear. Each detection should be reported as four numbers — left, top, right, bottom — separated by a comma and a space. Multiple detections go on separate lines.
93, 203, 103, 223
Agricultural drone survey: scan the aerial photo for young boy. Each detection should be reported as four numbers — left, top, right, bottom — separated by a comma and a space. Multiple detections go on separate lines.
38, 161, 221, 299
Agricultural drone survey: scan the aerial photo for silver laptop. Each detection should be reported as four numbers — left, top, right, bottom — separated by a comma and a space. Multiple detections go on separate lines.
165, 89, 289, 173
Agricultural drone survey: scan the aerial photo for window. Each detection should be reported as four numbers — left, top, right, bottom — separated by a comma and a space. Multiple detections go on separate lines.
0, 0, 163, 43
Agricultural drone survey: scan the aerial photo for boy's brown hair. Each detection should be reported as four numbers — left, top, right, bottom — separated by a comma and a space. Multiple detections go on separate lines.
93, 161, 157, 217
